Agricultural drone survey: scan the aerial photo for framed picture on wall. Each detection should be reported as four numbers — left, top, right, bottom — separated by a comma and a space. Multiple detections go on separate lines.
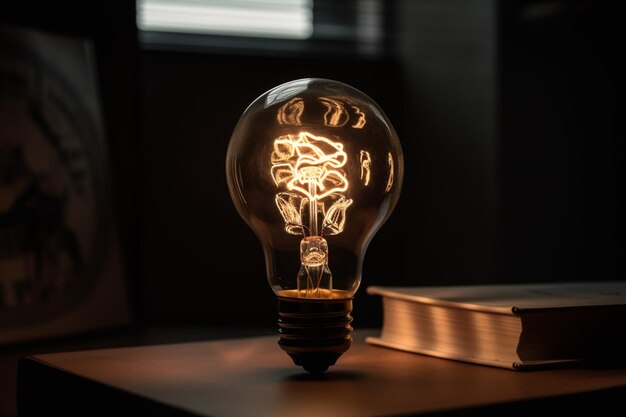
0, 24, 130, 345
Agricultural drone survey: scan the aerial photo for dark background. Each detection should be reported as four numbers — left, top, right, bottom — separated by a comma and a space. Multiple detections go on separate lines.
2, 0, 624, 331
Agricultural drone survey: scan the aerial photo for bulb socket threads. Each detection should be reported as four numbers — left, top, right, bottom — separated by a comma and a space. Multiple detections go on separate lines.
277, 295, 353, 374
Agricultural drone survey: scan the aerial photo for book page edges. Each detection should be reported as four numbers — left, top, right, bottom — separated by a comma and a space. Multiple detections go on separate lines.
367, 283, 626, 312
365, 337, 582, 371
366, 286, 516, 315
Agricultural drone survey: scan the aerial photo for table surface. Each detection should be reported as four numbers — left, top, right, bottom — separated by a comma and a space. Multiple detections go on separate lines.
20, 329, 626, 417
2, 326, 272, 417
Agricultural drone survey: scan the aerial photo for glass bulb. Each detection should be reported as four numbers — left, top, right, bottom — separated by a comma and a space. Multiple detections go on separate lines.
226, 78, 403, 372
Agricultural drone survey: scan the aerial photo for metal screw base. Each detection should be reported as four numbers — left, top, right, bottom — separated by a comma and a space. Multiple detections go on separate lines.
277, 295, 353, 374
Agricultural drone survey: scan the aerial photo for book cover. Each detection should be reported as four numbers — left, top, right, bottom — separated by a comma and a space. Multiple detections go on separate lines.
366, 281, 626, 370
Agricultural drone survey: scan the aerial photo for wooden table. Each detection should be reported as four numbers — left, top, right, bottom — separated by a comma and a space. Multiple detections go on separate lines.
18, 330, 626, 416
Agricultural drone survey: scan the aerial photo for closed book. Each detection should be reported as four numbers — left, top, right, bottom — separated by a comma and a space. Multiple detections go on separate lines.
366, 281, 626, 370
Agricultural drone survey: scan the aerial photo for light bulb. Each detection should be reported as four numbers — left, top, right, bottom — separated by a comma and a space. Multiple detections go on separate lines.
226, 78, 403, 373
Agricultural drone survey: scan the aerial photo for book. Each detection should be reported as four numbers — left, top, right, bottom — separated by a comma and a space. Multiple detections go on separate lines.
366, 281, 626, 370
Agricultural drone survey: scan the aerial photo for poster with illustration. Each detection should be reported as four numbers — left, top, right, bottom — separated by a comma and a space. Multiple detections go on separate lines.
0, 25, 129, 344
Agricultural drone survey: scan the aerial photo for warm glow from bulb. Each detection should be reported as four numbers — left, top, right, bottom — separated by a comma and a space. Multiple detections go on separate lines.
226, 78, 403, 303
350, 104, 366, 129
271, 132, 349, 201
385, 152, 394, 193
360, 150, 371, 186
270, 131, 355, 297
277, 288, 353, 299
321, 98, 350, 127
277, 97, 304, 126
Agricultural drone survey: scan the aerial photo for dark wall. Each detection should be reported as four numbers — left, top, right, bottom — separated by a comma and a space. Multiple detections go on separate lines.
499, 1, 625, 283
392, 0, 499, 288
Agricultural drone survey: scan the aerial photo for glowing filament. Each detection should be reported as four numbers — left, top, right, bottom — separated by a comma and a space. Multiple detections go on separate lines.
271, 131, 354, 298
359, 150, 371, 186
385, 152, 394, 193
275, 192, 352, 236
297, 236, 332, 298
320, 97, 349, 127
271, 132, 349, 201
276, 97, 304, 126
351, 105, 366, 129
